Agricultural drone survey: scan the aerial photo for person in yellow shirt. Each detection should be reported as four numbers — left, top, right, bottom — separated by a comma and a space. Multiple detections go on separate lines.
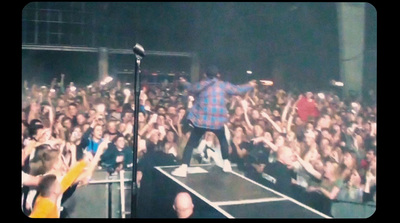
29, 138, 109, 218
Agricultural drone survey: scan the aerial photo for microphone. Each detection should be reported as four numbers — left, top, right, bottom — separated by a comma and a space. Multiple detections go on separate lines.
133, 43, 145, 58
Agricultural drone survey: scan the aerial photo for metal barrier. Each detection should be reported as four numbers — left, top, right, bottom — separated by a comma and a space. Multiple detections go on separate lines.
62, 169, 132, 218
331, 200, 376, 218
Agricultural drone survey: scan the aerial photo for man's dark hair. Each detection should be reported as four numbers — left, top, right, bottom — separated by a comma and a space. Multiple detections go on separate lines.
38, 174, 58, 197
28, 119, 44, 138
366, 146, 376, 156
68, 102, 78, 108
205, 65, 219, 79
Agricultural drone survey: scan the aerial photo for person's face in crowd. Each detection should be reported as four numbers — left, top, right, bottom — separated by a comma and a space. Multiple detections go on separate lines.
295, 117, 303, 126
170, 95, 178, 102
157, 115, 165, 126
251, 109, 260, 120
76, 114, 86, 126
89, 109, 96, 118
321, 144, 332, 158
233, 126, 244, 138
306, 122, 314, 130
107, 121, 117, 133
366, 150, 376, 162
93, 125, 103, 140
178, 108, 186, 119
123, 112, 133, 123
71, 126, 82, 142
166, 130, 175, 143
304, 133, 315, 146
157, 107, 166, 115
330, 147, 342, 163
369, 158, 376, 175
321, 129, 331, 140
323, 160, 338, 178
346, 112, 356, 123
320, 138, 330, 149
63, 119, 72, 130
149, 130, 160, 143
234, 106, 244, 117
68, 105, 78, 116
57, 99, 65, 108
118, 123, 126, 133
168, 106, 177, 116
275, 135, 285, 147
286, 131, 296, 142
356, 116, 363, 125
279, 147, 296, 169
343, 152, 356, 168
258, 99, 264, 106
253, 124, 264, 137
318, 115, 330, 129
272, 110, 280, 118
115, 136, 126, 150
31, 101, 41, 113
171, 114, 179, 126
311, 159, 324, 174
349, 169, 362, 187
363, 121, 372, 133
148, 91, 156, 99
308, 148, 320, 162
96, 103, 107, 115
306, 92, 314, 100
109, 102, 118, 111
332, 124, 341, 135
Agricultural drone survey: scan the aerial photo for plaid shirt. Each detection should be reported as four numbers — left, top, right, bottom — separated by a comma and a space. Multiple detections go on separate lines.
184, 78, 253, 130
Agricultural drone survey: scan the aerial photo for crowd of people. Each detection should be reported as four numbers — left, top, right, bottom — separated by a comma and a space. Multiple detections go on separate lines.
21, 69, 376, 218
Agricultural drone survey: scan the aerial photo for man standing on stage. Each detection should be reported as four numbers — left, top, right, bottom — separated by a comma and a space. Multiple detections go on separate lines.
171, 65, 257, 177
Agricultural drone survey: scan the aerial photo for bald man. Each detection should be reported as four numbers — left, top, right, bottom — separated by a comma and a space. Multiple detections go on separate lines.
173, 192, 195, 218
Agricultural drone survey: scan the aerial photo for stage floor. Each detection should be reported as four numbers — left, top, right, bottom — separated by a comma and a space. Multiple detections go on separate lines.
155, 164, 331, 218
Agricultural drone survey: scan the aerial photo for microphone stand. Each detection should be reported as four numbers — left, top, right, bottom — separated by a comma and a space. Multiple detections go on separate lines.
131, 49, 143, 218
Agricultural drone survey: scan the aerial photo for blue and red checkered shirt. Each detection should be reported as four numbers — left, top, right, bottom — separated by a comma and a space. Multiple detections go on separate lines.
183, 78, 254, 130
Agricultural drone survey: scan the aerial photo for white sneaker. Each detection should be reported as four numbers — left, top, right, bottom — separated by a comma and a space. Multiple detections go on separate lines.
171, 164, 188, 177
222, 159, 232, 172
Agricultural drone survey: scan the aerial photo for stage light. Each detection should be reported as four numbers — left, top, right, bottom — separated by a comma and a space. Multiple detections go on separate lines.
331, 80, 344, 87
246, 70, 253, 74
100, 76, 113, 86
104, 76, 113, 83
336, 82, 344, 87
260, 80, 274, 86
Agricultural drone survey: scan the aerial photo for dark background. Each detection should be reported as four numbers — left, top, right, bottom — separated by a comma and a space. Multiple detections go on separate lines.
21, 2, 376, 95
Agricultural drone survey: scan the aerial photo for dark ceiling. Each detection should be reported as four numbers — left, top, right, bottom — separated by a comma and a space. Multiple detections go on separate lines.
22, 2, 376, 91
